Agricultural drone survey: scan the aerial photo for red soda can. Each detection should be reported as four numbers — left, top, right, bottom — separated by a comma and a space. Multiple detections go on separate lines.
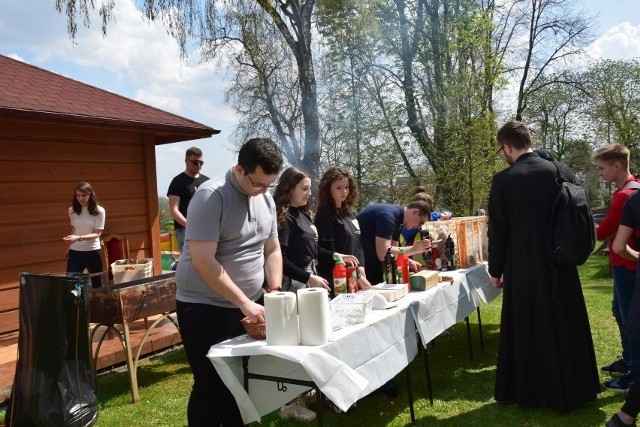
346, 266, 358, 293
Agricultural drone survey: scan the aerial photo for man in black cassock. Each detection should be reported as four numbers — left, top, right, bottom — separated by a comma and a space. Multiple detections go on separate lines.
488, 120, 600, 411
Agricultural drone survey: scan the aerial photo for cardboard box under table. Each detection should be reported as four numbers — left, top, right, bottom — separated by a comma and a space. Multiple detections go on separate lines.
88, 272, 179, 403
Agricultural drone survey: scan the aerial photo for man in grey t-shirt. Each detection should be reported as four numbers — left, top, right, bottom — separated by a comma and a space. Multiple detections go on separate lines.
175, 137, 283, 426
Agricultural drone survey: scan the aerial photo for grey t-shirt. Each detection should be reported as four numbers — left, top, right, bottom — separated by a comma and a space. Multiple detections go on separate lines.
175, 168, 278, 308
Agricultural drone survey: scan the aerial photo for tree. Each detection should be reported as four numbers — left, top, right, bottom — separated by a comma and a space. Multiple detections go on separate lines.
583, 59, 640, 169
55, 0, 323, 182
523, 74, 585, 161
493, 0, 595, 121
223, 5, 306, 167
158, 196, 171, 232
368, 0, 499, 213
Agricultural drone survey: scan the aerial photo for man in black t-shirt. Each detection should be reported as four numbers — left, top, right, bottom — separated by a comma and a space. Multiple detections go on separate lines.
167, 147, 209, 252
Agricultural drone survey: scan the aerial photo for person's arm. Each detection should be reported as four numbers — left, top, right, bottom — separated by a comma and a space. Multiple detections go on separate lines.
190, 239, 265, 323
168, 195, 187, 227
612, 224, 639, 263
596, 192, 626, 241
375, 236, 393, 261
263, 236, 283, 292
488, 172, 507, 285
375, 236, 430, 260
279, 214, 312, 283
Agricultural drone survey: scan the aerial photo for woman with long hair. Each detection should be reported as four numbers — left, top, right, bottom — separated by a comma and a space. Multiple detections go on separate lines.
272, 166, 358, 421
315, 167, 371, 294
63, 182, 106, 288
273, 167, 357, 292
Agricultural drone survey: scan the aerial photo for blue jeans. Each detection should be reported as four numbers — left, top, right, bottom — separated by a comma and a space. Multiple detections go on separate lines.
176, 227, 186, 253
613, 266, 640, 377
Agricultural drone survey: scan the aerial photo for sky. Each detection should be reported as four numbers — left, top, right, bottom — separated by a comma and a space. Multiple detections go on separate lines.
1, 0, 639, 195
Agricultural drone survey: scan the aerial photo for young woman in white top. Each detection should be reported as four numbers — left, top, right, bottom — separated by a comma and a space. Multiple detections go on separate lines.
63, 182, 106, 288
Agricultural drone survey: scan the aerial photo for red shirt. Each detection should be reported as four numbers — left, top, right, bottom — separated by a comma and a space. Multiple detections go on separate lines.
596, 176, 640, 270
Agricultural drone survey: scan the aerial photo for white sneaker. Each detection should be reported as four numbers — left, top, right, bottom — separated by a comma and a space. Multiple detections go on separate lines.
280, 401, 317, 422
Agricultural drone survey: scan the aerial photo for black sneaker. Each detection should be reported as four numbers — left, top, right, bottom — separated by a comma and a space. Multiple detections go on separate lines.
604, 373, 637, 394
605, 413, 637, 427
602, 357, 631, 377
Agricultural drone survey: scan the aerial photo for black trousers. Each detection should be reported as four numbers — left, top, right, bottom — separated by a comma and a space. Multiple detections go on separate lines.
177, 299, 261, 427
66, 249, 103, 288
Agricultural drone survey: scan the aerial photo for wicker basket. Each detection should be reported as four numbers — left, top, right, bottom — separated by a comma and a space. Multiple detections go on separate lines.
240, 317, 266, 340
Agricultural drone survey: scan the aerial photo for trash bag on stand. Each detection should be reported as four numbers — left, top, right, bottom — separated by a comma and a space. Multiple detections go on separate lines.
5, 273, 98, 427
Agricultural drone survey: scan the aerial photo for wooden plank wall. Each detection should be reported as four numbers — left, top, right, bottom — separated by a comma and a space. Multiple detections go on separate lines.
0, 120, 161, 335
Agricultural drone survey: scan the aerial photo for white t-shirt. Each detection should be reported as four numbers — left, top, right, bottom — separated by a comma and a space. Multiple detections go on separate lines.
69, 205, 106, 251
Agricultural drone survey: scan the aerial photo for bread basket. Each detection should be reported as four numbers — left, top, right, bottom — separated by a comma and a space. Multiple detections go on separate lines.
241, 317, 266, 340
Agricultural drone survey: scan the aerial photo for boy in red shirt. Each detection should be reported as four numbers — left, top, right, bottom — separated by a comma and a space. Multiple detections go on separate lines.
594, 143, 640, 393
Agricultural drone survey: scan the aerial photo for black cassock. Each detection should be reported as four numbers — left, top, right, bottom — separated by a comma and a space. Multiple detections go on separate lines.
488, 152, 600, 411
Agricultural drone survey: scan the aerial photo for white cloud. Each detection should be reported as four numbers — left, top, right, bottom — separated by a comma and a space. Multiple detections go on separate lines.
587, 23, 640, 60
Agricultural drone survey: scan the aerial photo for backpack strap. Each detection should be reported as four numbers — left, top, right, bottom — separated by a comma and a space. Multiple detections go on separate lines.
622, 180, 640, 191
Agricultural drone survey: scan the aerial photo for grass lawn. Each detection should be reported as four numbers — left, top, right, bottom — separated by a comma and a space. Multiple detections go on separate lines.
0, 252, 628, 426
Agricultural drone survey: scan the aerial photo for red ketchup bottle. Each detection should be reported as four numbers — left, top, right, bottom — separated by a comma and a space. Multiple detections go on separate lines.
332, 256, 347, 294
396, 248, 411, 291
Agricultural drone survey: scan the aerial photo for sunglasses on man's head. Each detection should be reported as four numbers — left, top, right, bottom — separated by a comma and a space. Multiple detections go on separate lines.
188, 159, 204, 166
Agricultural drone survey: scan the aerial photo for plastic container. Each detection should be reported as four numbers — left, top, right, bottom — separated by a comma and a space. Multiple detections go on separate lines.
384, 248, 397, 284
396, 248, 410, 290
330, 294, 374, 324
333, 256, 347, 294
346, 266, 358, 293
111, 258, 153, 284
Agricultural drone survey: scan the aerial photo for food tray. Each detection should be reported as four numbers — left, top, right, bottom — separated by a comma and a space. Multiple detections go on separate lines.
370, 283, 408, 301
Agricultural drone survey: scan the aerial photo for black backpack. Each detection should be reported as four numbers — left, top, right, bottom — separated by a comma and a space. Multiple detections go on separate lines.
549, 162, 595, 266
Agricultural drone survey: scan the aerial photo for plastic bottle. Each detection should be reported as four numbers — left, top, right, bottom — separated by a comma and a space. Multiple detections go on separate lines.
333, 256, 347, 294
346, 266, 358, 293
445, 234, 455, 271
419, 229, 432, 268
396, 248, 410, 290
384, 248, 397, 284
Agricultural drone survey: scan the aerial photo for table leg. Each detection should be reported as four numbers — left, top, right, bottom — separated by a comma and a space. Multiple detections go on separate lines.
242, 356, 324, 426
406, 366, 416, 425
421, 337, 434, 406
477, 306, 485, 350
122, 322, 140, 403
465, 316, 474, 361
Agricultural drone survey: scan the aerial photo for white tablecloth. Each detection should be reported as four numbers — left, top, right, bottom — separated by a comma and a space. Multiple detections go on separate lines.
406, 263, 502, 345
207, 262, 501, 424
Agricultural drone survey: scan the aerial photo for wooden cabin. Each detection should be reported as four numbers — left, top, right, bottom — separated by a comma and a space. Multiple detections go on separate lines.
0, 54, 218, 337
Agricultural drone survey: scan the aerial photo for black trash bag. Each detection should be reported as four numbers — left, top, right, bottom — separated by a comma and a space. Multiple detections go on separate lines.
5, 273, 98, 427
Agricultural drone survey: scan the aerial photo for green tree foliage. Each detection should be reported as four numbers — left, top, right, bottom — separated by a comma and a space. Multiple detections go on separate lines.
583, 59, 640, 169
158, 196, 171, 232
371, 0, 499, 214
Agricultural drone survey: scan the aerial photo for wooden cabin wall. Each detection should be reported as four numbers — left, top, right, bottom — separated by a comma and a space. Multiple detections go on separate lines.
0, 119, 161, 335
